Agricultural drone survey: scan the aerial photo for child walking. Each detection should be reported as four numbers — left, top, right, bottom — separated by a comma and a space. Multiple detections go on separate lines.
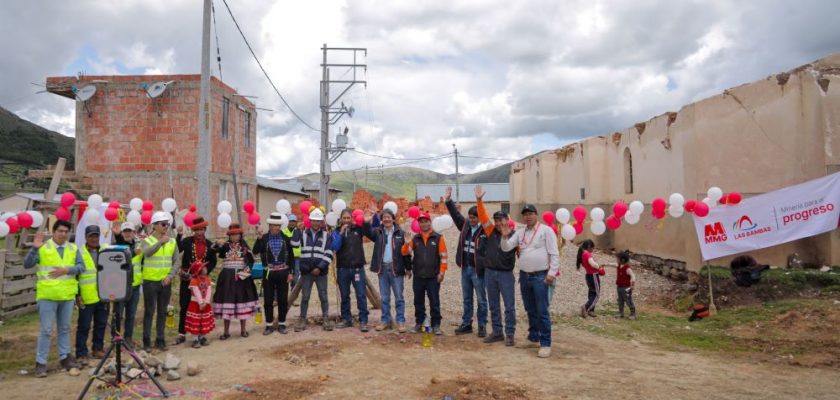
615, 250, 637, 320
577, 240, 604, 318
185, 261, 215, 348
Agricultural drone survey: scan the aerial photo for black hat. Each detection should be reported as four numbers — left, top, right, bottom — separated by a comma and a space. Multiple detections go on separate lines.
85, 225, 101, 236
468, 206, 478, 217
493, 211, 508, 219
521, 204, 537, 215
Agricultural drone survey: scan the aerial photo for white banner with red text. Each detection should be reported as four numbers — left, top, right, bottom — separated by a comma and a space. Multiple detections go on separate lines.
693, 172, 840, 261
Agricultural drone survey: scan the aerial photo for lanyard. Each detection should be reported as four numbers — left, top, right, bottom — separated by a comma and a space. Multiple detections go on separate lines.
519, 223, 541, 248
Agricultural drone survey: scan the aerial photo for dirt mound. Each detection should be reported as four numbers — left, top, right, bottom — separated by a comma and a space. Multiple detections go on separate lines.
217, 379, 321, 400
271, 340, 341, 366
421, 375, 531, 400
368, 331, 484, 351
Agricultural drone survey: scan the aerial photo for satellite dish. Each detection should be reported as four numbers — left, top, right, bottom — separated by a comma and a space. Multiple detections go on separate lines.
145, 81, 173, 98
75, 85, 96, 102
347, 106, 355, 118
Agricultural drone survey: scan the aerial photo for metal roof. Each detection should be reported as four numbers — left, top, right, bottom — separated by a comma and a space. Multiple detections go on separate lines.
275, 178, 342, 192
0, 193, 63, 202
415, 183, 509, 202
255, 177, 308, 196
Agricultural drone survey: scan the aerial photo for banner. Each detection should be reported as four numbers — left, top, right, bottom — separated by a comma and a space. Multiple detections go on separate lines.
693, 172, 840, 260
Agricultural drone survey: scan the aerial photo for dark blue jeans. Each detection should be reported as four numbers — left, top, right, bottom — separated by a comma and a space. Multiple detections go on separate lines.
485, 268, 516, 337
460, 266, 487, 327
113, 285, 141, 340
519, 270, 551, 347
76, 301, 109, 357
413, 276, 441, 327
337, 267, 369, 324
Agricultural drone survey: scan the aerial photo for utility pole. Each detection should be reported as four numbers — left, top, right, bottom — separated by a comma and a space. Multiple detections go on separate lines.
319, 44, 366, 207
453, 143, 460, 202
364, 165, 368, 189
196, 0, 212, 219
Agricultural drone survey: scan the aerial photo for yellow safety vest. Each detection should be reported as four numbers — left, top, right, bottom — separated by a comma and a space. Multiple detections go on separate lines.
142, 236, 176, 282
36, 240, 79, 301
283, 228, 302, 258
131, 248, 143, 287
78, 246, 101, 304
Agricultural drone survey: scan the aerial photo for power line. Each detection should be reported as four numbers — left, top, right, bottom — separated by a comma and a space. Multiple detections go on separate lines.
220, 0, 319, 131
459, 154, 517, 161
211, 0, 223, 81
349, 148, 453, 161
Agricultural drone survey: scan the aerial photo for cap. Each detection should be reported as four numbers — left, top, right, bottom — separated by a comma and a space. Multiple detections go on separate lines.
287, 214, 298, 222
309, 209, 325, 221
418, 212, 431, 221
521, 204, 538, 215
120, 222, 136, 232
266, 212, 284, 226
85, 225, 101, 236
492, 211, 508, 219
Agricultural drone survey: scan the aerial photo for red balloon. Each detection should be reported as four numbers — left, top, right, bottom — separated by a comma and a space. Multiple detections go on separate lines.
354, 214, 364, 227
652, 198, 667, 212
183, 211, 196, 226
243, 200, 256, 214
142, 201, 154, 211
60, 192, 76, 208
408, 206, 421, 219
684, 200, 697, 213
574, 222, 584, 234
352, 208, 364, 217
303, 215, 311, 229
573, 206, 587, 223
55, 207, 71, 221
16, 212, 33, 229
108, 201, 120, 209
719, 194, 729, 205
542, 211, 555, 225
411, 219, 421, 233
7, 217, 19, 234
508, 219, 516, 231
300, 201, 313, 215
694, 202, 710, 217
104, 207, 119, 221
612, 201, 629, 219
550, 223, 558, 234
606, 214, 621, 230
189, 204, 197, 212
728, 192, 742, 205
652, 209, 666, 220
247, 212, 261, 225
141, 210, 153, 225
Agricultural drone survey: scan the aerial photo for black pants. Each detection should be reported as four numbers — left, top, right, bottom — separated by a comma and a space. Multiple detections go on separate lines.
264, 269, 290, 324
178, 279, 190, 335
584, 274, 601, 312
617, 287, 636, 315
413, 276, 441, 327
142, 280, 171, 344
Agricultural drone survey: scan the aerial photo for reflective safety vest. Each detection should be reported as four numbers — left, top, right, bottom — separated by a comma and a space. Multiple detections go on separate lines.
283, 228, 302, 258
36, 240, 79, 301
131, 248, 143, 287
79, 246, 100, 305
142, 236, 176, 282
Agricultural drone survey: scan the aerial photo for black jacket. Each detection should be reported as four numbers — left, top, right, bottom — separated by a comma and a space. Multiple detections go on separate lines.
252, 232, 295, 268
177, 235, 218, 275
369, 225, 412, 276
299, 228, 332, 275
480, 230, 517, 272
445, 199, 488, 275
331, 223, 373, 269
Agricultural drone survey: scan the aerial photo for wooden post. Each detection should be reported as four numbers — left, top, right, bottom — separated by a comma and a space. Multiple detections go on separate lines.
707, 263, 717, 316
38, 157, 66, 235
365, 272, 381, 310
288, 280, 302, 305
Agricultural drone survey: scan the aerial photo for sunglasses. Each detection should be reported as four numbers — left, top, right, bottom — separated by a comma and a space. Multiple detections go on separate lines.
157, 222, 170, 227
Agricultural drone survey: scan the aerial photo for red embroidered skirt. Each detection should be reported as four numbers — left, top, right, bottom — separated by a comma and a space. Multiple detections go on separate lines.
185, 301, 216, 335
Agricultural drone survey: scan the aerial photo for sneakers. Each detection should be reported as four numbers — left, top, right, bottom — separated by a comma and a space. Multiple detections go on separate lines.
374, 323, 387, 331
60, 355, 81, 370
76, 356, 90, 367
477, 325, 487, 338
628, 314, 637, 320
433, 326, 443, 336
142, 338, 152, 353
174, 334, 187, 345
278, 325, 288, 334
294, 318, 307, 332
454, 325, 473, 335
192, 339, 201, 349
335, 320, 351, 329
360, 323, 370, 333
483, 334, 504, 344
397, 323, 407, 333
322, 320, 334, 331
580, 305, 587, 318
505, 336, 515, 347
35, 363, 47, 378
587, 311, 597, 318
537, 346, 552, 358
91, 350, 106, 359
200, 336, 209, 346
263, 326, 276, 336
411, 324, 423, 334
521, 340, 540, 349
154, 340, 168, 352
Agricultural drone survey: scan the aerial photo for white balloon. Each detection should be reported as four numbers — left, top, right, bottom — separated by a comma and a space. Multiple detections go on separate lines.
0, 212, 16, 221
276, 199, 291, 214
669, 193, 685, 206
384, 201, 398, 215
280, 214, 290, 229
129, 198, 143, 211
702, 197, 716, 208
668, 204, 685, 218
87, 194, 103, 209
27, 211, 44, 228
84, 208, 101, 224
590, 207, 605, 221
590, 221, 607, 236
217, 213, 232, 229
555, 208, 571, 225
432, 217, 446, 233
560, 224, 576, 241
629, 201, 644, 216
127, 210, 142, 225
439, 215, 454, 230
0, 221, 8, 237
625, 213, 641, 225
325, 211, 339, 227
217, 200, 233, 214
707, 187, 723, 202
161, 198, 177, 213
331, 199, 347, 213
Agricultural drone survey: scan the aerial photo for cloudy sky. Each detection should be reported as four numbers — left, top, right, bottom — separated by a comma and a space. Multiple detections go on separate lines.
1, 0, 839, 177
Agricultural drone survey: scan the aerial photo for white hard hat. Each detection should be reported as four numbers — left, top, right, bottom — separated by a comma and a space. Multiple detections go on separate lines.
120, 222, 136, 231
309, 209, 325, 221
151, 211, 170, 224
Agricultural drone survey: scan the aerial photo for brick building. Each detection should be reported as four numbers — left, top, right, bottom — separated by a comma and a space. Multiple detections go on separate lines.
45, 74, 256, 233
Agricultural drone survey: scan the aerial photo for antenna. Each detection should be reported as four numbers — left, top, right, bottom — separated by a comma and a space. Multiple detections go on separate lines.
144, 81, 176, 116
73, 85, 97, 117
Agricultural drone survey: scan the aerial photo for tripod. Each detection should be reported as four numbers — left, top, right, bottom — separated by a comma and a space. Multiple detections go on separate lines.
77, 302, 169, 399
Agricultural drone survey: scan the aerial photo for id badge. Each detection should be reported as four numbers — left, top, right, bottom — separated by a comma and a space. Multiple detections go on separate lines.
354, 273, 360, 282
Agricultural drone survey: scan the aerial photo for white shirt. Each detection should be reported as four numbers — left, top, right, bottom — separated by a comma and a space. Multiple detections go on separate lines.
501, 223, 560, 275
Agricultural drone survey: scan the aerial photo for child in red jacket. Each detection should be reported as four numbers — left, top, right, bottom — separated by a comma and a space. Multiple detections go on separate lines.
185, 261, 215, 348
615, 250, 636, 320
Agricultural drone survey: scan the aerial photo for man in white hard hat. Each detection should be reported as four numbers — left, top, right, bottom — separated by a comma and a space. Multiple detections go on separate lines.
295, 209, 334, 332
140, 211, 179, 352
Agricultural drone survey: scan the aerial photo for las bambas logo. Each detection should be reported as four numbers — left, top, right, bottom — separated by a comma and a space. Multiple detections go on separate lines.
731, 215, 772, 240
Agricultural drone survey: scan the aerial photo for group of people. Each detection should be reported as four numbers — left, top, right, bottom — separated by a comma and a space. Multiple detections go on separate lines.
28, 184, 640, 378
